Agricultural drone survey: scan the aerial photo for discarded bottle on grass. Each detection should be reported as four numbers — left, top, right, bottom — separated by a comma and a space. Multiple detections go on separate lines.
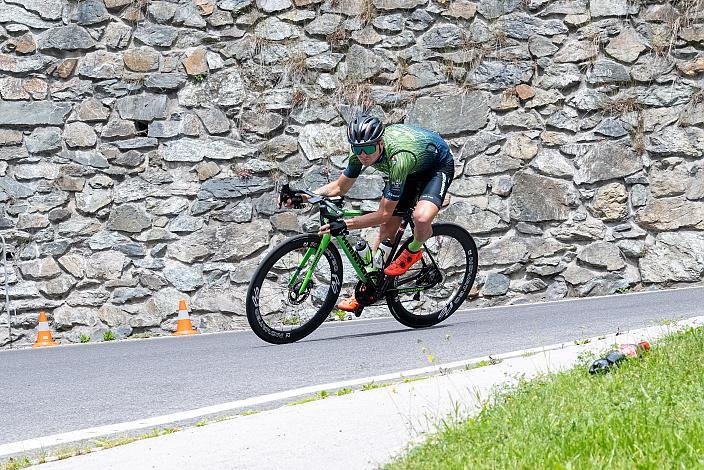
588, 341, 651, 375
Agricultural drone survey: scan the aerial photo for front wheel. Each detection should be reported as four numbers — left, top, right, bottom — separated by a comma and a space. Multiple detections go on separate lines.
386, 223, 478, 328
246, 234, 343, 344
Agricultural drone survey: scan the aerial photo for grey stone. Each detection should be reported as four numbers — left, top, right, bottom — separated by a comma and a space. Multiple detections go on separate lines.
577, 242, 625, 271
468, 60, 533, 91
112, 138, 158, 151
305, 53, 344, 72
88, 231, 131, 251
465, 153, 521, 176
145, 73, 188, 91
53, 306, 100, 330
590, 0, 633, 17
574, 142, 642, 185
213, 199, 253, 222
66, 288, 110, 307
19, 257, 61, 280
61, 150, 109, 169
0, 176, 35, 200
373, 0, 427, 9
630, 56, 676, 83
342, 44, 387, 82
256, 0, 292, 12
407, 92, 489, 136
646, 127, 704, 158
111, 287, 151, 304
499, 13, 568, 40
39, 274, 77, 296
449, 178, 487, 197
480, 236, 531, 266
510, 172, 578, 222
38, 25, 96, 50
103, 22, 132, 49
586, 60, 631, 84
298, 124, 347, 162
635, 197, 704, 231
241, 111, 284, 136
605, 28, 646, 63
499, 109, 544, 129
117, 94, 168, 122
254, 17, 301, 41
482, 272, 510, 296
164, 261, 205, 292
63, 122, 97, 148
13, 163, 59, 180
85, 251, 126, 280
72, 0, 110, 24
640, 232, 704, 283
639, 85, 694, 107
305, 13, 343, 36
554, 40, 597, 63
16, 213, 49, 230
199, 176, 274, 199
160, 138, 256, 163
538, 63, 581, 89
76, 51, 124, 79
134, 23, 179, 47
650, 161, 688, 198
590, 183, 629, 222
528, 35, 558, 57
0, 101, 72, 126
594, 118, 628, 138
631, 184, 648, 207
373, 14, 404, 32
178, 69, 245, 107
107, 204, 152, 233
617, 239, 645, 258
6, 0, 63, 19
421, 24, 465, 49
529, 149, 574, 178
169, 214, 204, 233
407, 9, 433, 31
193, 108, 230, 135
76, 187, 113, 215
438, 202, 508, 234
478, 0, 520, 19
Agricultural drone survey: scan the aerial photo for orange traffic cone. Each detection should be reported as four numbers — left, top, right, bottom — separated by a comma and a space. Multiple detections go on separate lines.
33, 311, 58, 347
173, 299, 198, 336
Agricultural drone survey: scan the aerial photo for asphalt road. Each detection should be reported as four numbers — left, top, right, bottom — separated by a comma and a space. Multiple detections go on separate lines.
1, 286, 702, 445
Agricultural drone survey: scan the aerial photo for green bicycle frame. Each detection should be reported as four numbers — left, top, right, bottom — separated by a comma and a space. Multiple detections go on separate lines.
289, 209, 370, 295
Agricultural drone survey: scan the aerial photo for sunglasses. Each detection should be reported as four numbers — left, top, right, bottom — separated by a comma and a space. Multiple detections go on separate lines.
351, 144, 378, 156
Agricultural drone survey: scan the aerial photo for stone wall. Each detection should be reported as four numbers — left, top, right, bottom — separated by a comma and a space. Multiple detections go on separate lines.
0, 0, 703, 347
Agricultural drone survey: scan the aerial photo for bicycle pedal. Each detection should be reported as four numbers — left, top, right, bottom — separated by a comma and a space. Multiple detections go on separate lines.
413, 292, 421, 301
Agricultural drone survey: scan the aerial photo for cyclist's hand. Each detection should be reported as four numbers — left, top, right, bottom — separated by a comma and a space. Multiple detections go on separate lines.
283, 194, 309, 209
319, 220, 347, 236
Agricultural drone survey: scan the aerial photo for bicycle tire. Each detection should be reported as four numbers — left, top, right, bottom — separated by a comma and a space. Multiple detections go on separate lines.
386, 223, 478, 328
246, 234, 343, 344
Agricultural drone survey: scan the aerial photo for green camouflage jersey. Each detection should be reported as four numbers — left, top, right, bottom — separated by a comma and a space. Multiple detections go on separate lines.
343, 124, 453, 201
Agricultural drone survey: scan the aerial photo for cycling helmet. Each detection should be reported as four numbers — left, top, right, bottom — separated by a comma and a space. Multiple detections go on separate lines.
347, 115, 384, 145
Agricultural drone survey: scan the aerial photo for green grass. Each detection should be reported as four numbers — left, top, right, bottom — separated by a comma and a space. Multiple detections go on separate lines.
388, 326, 704, 469
103, 330, 115, 341
1, 457, 30, 470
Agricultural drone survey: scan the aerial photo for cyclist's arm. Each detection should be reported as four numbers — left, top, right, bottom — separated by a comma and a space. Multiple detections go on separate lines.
314, 174, 355, 197
346, 197, 398, 230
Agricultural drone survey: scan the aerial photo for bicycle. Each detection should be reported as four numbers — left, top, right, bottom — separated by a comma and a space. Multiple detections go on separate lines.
246, 184, 479, 344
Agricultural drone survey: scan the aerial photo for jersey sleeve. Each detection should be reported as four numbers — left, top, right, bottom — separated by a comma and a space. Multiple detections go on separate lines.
343, 152, 363, 179
382, 152, 417, 201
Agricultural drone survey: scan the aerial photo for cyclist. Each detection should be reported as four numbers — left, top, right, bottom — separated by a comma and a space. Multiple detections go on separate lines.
284, 115, 455, 312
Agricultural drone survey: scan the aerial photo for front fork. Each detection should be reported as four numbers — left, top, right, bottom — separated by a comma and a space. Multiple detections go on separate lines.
289, 234, 332, 295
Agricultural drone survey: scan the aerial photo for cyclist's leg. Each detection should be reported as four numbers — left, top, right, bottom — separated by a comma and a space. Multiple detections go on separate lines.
413, 160, 455, 242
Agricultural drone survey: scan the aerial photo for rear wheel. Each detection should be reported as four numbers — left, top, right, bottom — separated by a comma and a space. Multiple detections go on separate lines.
386, 223, 477, 328
246, 234, 343, 344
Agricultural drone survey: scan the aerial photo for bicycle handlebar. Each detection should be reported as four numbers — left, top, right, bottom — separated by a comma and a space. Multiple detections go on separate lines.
278, 184, 344, 217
